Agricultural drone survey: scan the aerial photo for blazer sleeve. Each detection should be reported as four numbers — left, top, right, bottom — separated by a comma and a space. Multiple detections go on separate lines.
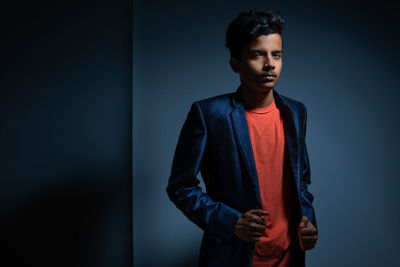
166, 102, 242, 243
300, 104, 317, 229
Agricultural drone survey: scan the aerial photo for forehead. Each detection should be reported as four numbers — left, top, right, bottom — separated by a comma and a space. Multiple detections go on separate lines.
246, 33, 283, 51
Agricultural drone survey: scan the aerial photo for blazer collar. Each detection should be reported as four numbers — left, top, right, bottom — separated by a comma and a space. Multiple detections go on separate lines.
231, 86, 287, 110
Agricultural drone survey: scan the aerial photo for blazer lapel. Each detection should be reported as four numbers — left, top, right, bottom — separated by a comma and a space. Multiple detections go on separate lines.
230, 92, 262, 207
274, 91, 301, 198
229, 90, 302, 207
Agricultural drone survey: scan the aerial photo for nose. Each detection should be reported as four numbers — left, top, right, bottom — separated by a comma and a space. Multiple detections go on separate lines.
263, 55, 275, 69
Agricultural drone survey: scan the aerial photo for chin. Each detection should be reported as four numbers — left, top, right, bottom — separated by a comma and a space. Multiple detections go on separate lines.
243, 82, 274, 94
258, 84, 275, 91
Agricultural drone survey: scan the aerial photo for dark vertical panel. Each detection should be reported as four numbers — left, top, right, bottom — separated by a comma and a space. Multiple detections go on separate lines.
0, 0, 132, 266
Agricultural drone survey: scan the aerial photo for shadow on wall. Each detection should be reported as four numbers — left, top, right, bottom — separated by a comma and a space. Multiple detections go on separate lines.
171, 257, 199, 267
0, 173, 123, 267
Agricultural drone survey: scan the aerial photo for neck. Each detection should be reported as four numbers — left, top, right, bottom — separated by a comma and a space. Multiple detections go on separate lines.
239, 85, 274, 109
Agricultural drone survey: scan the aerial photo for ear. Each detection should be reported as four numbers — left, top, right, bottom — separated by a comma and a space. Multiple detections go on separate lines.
229, 57, 240, 73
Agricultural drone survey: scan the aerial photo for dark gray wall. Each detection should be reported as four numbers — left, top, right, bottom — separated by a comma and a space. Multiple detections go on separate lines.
1, 1, 132, 266
133, 0, 400, 266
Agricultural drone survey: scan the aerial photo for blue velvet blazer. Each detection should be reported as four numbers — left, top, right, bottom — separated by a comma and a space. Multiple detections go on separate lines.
166, 89, 317, 267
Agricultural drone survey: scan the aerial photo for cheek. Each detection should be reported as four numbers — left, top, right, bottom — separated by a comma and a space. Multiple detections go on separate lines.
244, 62, 262, 76
275, 64, 283, 75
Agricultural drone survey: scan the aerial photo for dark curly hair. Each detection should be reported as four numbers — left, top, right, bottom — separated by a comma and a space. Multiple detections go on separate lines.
225, 9, 285, 60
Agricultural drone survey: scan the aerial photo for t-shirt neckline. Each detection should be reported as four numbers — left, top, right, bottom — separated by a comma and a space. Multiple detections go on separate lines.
245, 99, 276, 114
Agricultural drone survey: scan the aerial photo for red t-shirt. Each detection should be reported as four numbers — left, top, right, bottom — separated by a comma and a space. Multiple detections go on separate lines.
245, 99, 293, 267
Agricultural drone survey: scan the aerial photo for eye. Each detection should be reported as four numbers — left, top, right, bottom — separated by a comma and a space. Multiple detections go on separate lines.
251, 52, 262, 58
272, 54, 282, 59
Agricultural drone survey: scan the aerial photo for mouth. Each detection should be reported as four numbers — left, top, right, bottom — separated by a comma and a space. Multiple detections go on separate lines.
261, 74, 276, 81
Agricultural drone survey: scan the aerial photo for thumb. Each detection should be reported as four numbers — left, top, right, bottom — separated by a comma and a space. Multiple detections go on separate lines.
299, 216, 309, 228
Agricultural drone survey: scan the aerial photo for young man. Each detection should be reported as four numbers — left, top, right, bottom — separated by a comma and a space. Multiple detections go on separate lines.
166, 9, 317, 267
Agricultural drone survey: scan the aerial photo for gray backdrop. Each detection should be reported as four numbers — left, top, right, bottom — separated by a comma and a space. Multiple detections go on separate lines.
133, 0, 400, 266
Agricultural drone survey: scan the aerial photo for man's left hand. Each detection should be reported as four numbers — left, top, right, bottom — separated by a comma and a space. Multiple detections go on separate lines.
298, 216, 318, 250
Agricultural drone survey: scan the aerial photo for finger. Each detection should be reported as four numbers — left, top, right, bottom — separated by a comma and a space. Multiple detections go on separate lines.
303, 243, 316, 250
301, 236, 318, 243
249, 215, 266, 225
302, 237, 317, 247
302, 241, 317, 248
300, 227, 317, 236
301, 235, 318, 240
299, 216, 309, 228
248, 231, 263, 238
250, 209, 269, 216
302, 239, 317, 248
248, 222, 266, 232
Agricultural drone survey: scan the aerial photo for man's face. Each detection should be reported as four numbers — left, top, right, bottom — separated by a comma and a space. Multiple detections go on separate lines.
230, 33, 283, 94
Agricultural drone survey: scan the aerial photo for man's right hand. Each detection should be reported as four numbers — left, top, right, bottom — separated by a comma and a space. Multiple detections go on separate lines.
234, 209, 268, 242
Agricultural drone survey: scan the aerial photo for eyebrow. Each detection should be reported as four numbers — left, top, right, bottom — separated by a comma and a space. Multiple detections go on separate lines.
249, 49, 283, 54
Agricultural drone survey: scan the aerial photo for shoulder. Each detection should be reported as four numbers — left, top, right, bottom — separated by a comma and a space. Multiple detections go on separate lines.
194, 92, 233, 107
192, 92, 235, 115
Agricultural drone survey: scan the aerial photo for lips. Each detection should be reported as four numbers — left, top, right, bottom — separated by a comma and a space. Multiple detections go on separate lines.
262, 74, 276, 81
